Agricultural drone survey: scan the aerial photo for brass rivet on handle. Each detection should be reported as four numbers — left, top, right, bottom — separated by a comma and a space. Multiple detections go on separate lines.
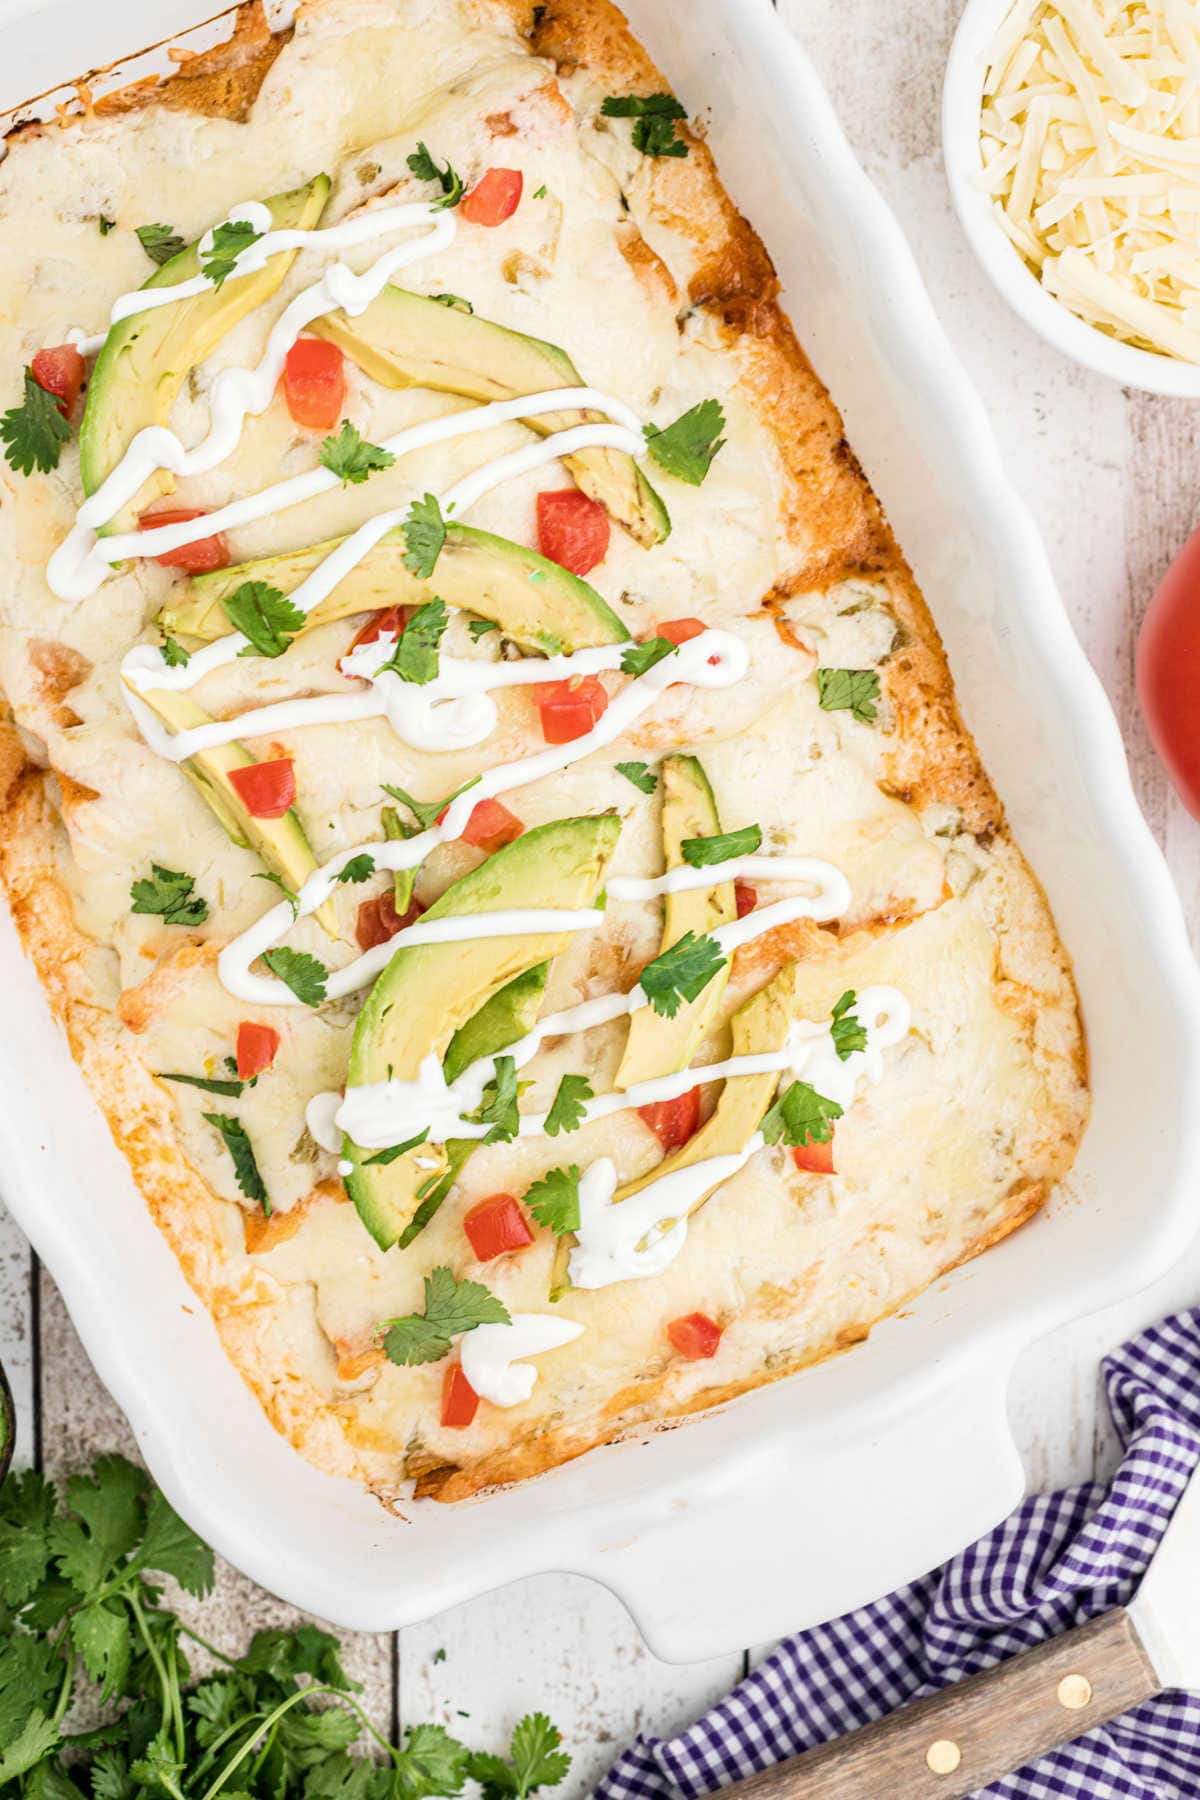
1057, 1674, 1093, 1711
926, 1740, 962, 1775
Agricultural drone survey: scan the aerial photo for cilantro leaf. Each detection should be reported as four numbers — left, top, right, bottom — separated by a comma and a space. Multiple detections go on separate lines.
0, 1471, 56, 1606
759, 1079, 842, 1148
49, 1457, 144, 1598
221, 580, 305, 659
681, 823, 762, 867
393, 1724, 471, 1800
200, 217, 262, 289
157, 1070, 246, 1097
620, 637, 677, 678
376, 597, 448, 685
159, 635, 190, 668
544, 1075, 592, 1137
319, 422, 396, 487
467, 1714, 570, 1799
0, 1712, 61, 1785
202, 1113, 269, 1209
337, 853, 376, 884
473, 1054, 521, 1144
135, 222, 186, 266
261, 947, 328, 1007
132, 1487, 215, 1595
815, 666, 881, 724
830, 989, 868, 1061
130, 864, 208, 927
643, 399, 726, 485
2, 368, 72, 476
402, 494, 447, 579
381, 776, 478, 833
638, 930, 726, 1018
407, 143, 464, 210
601, 92, 689, 158
523, 1166, 580, 1235
380, 1266, 510, 1365
468, 618, 499, 640
615, 760, 657, 794
71, 1602, 130, 1700
362, 1129, 430, 1167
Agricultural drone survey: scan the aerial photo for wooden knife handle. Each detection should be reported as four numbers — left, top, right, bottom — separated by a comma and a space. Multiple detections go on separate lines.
722, 1609, 1158, 1800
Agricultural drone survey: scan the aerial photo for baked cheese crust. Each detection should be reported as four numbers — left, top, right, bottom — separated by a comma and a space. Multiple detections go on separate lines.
0, 0, 1088, 1502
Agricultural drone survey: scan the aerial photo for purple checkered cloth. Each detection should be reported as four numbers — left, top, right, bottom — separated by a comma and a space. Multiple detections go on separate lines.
597, 1310, 1200, 1800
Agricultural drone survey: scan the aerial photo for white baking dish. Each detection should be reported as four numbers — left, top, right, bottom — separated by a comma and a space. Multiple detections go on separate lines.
3, 0, 1199, 1663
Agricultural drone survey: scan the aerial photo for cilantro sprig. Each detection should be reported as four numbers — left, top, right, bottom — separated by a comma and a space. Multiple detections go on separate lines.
382, 775, 479, 833
643, 399, 726, 485
681, 823, 762, 867
2, 368, 72, 476
135, 221, 186, 265
378, 1266, 510, 1365
544, 1074, 593, 1137
200, 217, 263, 289
816, 666, 881, 724
524, 1165, 581, 1235
472, 1054, 521, 1144
638, 930, 726, 1018
830, 989, 868, 1061
222, 580, 305, 659
615, 760, 657, 794
402, 493, 447, 579
601, 92, 689, 158
407, 143, 464, 210
130, 864, 209, 927
0, 1455, 570, 1800
319, 421, 395, 486
620, 637, 677, 678
376, 597, 448, 685
336, 852, 376, 884
760, 1079, 842, 1148
261, 947, 328, 1007
203, 1112, 269, 1210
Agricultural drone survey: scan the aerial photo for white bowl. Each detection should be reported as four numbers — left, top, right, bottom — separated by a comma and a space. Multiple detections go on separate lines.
943, 0, 1200, 397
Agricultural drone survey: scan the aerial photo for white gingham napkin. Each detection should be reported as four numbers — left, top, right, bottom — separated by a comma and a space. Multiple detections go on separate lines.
597, 1310, 1200, 1799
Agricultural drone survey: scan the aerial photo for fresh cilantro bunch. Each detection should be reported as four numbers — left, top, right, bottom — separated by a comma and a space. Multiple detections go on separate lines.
0, 1456, 570, 1800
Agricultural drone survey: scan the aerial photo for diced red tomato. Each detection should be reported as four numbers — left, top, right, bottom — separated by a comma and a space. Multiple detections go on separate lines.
666, 1312, 723, 1361
227, 758, 295, 819
534, 675, 609, 745
655, 617, 707, 646
338, 606, 412, 672
354, 889, 422, 951
137, 507, 230, 573
282, 338, 345, 430
31, 345, 86, 418
463, 1193, 534, 1262
792, 1131, 836, 1176
441, 1364, 480, 1429
448, 797, 524, 852
1137, 525, 1200, 819
536, 488, 610, 576
638, 1086, 701, 1152
460, 167, 523, 226
236, 1022, 280, 1080
734, 880, 757, 919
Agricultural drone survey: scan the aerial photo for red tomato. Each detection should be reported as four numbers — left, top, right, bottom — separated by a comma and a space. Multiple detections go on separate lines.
638, 1086, 701, 1151
734, 880, 757, 919
1137, 525, 1200, 819
283, 338, 345, 429
441, 1364, 480, 1429
227, 757, 295, 819
666, 1312, 723, 1360
354, 889, 422, 951
456, 798, 524, 852
338, 606, 412, 671
31, 345, 86, 417
534, 675, 609, 745
463, 1193, 534, 1262
655, 617, 707, 646
536, 489, 610, 576
792, 1131, 836, 1176
236, 1021, 280, 1080
460, 167, 523, 226
137, 507, 230, 573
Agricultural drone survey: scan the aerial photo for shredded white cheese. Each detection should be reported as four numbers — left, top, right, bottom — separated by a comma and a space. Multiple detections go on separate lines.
980, 0, 1200, 360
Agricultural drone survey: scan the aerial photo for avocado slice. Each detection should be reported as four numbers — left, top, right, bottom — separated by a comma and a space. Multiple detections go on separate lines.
165, 520, 629, 653
393, 961, 551, 1251
130, 684, 337, 935
80, 174, 332, 533
614, 755, 735, 1091
307, 286, 670, 547
550, 959, 801, 1297
344, 815, 620, 1250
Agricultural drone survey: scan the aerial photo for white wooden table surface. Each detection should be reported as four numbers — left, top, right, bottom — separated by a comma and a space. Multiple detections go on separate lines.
4, 0, 1200, 1786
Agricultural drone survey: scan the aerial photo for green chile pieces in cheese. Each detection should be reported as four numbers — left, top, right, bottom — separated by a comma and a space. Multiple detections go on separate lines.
308, 285, 670, 546
80, 174, 332, 532
167, 522, 629, 653
344, 815, 620, 1251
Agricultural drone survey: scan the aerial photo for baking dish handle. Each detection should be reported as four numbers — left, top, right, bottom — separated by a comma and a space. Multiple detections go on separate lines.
576, 1357, 1024, 1663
